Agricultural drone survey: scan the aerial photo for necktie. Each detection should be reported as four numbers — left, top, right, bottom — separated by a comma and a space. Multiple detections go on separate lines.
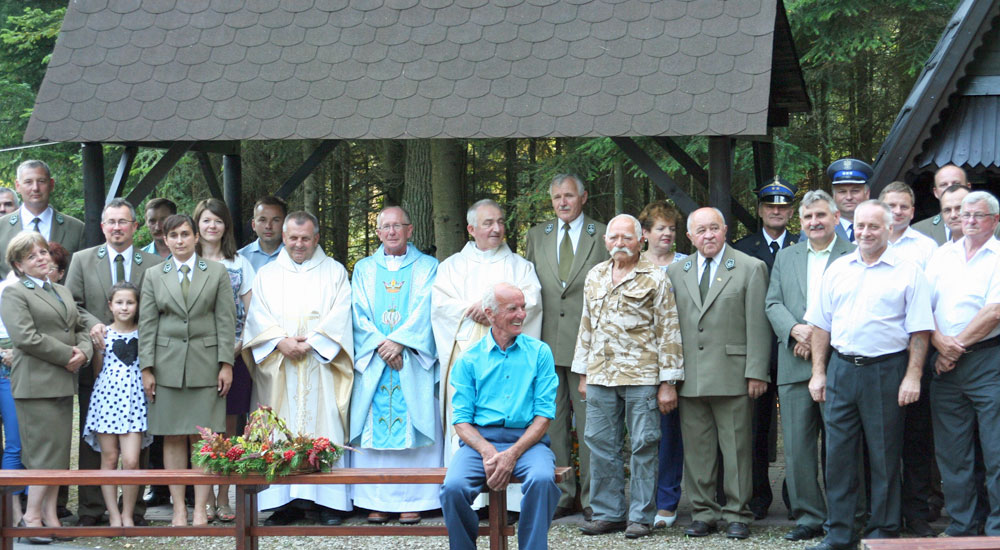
699, 257, 712, 302
179, 264, 191, 303
114, 254, 126, 284
558, 223, 574, 284
769, 241, 780, 256
42, 281, 65, 314
847, 223, 854, 242
31, 218, 41, 233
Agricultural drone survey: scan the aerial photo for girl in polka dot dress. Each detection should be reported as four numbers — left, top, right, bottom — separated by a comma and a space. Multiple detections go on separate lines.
83, 282, 152, 527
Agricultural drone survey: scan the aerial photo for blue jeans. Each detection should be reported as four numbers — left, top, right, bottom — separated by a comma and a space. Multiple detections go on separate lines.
656, 408, 683, 511
0, 375, 24, 493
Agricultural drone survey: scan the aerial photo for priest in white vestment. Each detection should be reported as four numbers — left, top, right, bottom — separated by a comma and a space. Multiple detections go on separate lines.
350, 206, 441, 524
432, 199, 542, 512
243, 211, 354, 525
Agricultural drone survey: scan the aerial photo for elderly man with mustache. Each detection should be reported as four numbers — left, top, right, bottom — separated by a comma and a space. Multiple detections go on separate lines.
574, 214, 683, 539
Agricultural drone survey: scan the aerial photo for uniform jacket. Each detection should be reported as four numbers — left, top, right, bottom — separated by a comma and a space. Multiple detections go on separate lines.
912, 215, 948, 246
764, 237, 855, 385
65, 243, 163, 384
667, 246, 771, 397
138, 257, 235, 389
733, 229, 799, 272
0, 209, 85, 277
0, 277, 93, 398
524, 215, 608, 367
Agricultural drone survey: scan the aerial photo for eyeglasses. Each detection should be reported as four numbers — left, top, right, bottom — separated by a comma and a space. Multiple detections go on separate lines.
960, 213, 994, 221
102, 219, 135, 226
378, 223, 411, 232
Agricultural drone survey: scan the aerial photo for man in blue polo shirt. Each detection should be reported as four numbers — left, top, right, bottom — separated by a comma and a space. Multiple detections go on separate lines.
440, 282, 560, 550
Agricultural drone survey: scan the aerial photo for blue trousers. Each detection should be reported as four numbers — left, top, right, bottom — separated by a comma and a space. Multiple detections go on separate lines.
440, 426, 559, 550
0, 376, 23, 494
656, 408, 683, 511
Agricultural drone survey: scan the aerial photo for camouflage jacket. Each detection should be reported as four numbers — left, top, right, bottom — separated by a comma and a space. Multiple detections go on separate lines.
571, 257, 684, 385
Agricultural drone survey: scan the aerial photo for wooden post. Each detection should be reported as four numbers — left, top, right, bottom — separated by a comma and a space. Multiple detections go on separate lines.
81, 142, 105, 247
708, 136, 733, 226
223, 152, 243, 244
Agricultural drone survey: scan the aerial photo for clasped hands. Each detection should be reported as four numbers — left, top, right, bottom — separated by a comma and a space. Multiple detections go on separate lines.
377, 339, 404, 370
932, 332, 965, 375
277, 335, 313, 361
65, 346, 87, 373
790, 324, 812, 360
480, 446, 518, 491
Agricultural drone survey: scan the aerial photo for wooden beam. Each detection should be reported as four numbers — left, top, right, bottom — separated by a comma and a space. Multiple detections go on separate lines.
196, 152, 224, 200
124, 142, 193, 206
708, 136, 733, 226
651, 136, 708, 185
273, 140, 340, 200
112, 141, 240, 155
81, 143, 105, 247
610, 137, 699, 215
224, 153, 243, 244
107, 145, 137, 202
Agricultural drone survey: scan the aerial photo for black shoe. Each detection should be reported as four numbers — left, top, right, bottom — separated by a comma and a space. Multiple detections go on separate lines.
583, 506, 593, 522
750, 504, 768, 520
56, 506, 72, 519
726, 521, 750, 539
903, 518, 937, 538
506, 511, 518, 525
552, 506, 574, 519
143, 492, 170, 506
132, 515, 149, 527
317, 507, 343, 526
263, 507, 304, 526
785, 525, 823, 541
806, 542, 857, 550
76, 515, 98, 527
684, 520, 717, 537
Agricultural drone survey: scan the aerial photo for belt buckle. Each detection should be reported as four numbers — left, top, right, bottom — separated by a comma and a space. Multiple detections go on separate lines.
852, 355, 865, 366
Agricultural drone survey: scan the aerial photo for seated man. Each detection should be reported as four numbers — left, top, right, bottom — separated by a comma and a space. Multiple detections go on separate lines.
440, 282, 560, 550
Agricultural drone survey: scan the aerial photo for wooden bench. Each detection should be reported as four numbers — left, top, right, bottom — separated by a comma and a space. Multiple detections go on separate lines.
863, 537, 1000, 550
0, 467, 569, 550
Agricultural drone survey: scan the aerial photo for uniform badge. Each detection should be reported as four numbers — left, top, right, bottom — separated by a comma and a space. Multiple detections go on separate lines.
162, 262, 172, 273
932, 214, 942, 225
22, 279, 35, 289
8, 215, 17, 225
586, 223, 596, 235
55, 213, 64, 225
97, 245, 107, 259
134, 253, 143, 265
544, 223, 554, 234
683, 260, 692, 272
844, 160, 853, 170
197, 260, 208, 271
725, 258, 735, 270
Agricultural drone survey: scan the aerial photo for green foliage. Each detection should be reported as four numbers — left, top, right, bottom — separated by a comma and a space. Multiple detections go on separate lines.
0, 6, 64, 91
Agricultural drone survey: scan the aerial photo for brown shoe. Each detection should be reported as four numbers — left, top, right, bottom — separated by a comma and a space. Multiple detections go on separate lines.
399, 512, 421, 524
367, 512, 391, 524
625, 522, 652, 539
583, 506, 593, 522
580, 519, 627, 535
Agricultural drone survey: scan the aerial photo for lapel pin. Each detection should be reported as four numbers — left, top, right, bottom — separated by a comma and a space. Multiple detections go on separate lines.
134, 253, 143, 265
725, 258, 735, 270
22, 279, 34, 289
544, 223, 554, 234
683, 260, 692, 272
8, 215, 17, 225
55, 213, 64, 225
198, 260, 208, 271
586, 223, 595, 235
163, 263, 172, 273
97, 245, 107, 259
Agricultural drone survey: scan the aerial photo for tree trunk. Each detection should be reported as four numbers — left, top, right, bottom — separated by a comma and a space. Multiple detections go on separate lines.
614, 157, 624, 214
403, 140, 434, 253
380, 140, 405, 206
302, 140, 319, 216
504, 139, 519, 250
329, 142, 350, 263
431, 139, 467, 260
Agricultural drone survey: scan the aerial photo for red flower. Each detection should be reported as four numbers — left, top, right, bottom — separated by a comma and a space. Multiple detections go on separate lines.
283, 450, 296, 461
226, 446, 245, 461
210, 453, 217, 459
313, 437, 330, 451
200, 444, 212, 455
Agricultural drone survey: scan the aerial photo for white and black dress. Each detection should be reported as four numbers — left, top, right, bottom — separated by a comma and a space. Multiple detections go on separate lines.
83, 328, 152, 452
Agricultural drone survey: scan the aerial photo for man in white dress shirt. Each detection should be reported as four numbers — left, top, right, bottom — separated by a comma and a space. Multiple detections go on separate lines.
879, 182, 938, 269
925, 191, 1000, 537
804, 200, 934, 550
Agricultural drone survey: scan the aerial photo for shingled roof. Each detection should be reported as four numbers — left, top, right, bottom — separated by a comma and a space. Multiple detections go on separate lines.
25, 0, 808, 142
871, 0, 1000, 189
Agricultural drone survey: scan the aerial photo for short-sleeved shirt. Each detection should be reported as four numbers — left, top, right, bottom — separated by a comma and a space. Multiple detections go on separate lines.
804, 247, 934, 356
238, 239, 283, 273
450, 331, 557, 428
925, 236, 1000, 340
888, 226, 939, 270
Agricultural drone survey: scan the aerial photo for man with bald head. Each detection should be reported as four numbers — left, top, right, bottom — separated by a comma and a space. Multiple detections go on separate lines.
573, 214, 682, 539
914, 165, 969, 240
667, 207, 770, 540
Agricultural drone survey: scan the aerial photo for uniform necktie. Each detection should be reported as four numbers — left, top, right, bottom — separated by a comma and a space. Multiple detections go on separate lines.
42, 281, 65, 314
114, 254, 126, 284
847, 223, 854, 242
558, 223, 574, 284
179, 264, 191, 303
699, 257, 712, 302
31, 218, 41, 233
769, 241, 780, 256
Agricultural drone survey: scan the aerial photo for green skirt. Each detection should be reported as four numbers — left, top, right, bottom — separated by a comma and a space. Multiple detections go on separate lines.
148, 385, 225, 436
16, 396, 72, 469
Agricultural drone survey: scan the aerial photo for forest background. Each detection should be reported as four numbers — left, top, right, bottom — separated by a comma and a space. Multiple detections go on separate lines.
0, 0, 960, 267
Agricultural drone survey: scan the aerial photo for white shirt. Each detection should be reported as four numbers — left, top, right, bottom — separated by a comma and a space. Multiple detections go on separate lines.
805, 247, 934, 356
19, 205, 53, 240
173, 255, 196, 283
554, 213, 584, 265
696, 243, 726, 287
806, 236, 837, 312
888, 226, 938, 269
925, 237, 1000, 340
764, 230, 787, 251
106, 245, 134, 284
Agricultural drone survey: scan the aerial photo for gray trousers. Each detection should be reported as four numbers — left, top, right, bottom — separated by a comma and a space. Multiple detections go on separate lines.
778, 381, 827, 530
931, 347, 1000, 536
548, 366, 589, 509
824, 352, 906, 547
584, 384, 659, 525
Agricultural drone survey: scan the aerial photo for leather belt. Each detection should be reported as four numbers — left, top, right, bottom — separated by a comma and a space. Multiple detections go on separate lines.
835, 349, 905, 366
965, 334, 1000, 354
